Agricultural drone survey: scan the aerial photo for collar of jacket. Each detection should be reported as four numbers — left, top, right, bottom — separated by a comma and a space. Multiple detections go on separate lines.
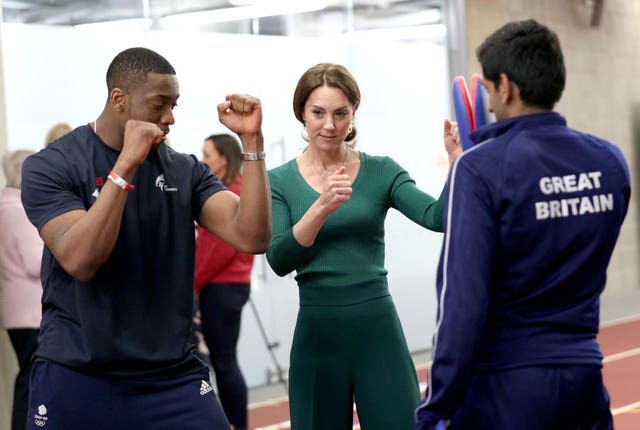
470, 111, 566, 145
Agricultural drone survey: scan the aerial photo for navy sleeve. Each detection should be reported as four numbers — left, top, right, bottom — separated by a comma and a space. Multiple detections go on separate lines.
606, 141, 631, 186
191, 156, 226, 219
21, 147, 88, 231
416, 154, 496, 427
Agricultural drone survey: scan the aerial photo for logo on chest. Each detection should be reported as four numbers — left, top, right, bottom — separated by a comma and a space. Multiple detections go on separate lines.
155, 174, 178, 192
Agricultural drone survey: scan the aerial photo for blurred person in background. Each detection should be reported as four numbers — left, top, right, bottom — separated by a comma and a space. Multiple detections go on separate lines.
44, 122, 72, 147
0, 149, 43, 430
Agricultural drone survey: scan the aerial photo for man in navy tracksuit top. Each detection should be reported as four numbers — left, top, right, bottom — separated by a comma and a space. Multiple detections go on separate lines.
416, 20, 630, 430
20, 47, 271, 429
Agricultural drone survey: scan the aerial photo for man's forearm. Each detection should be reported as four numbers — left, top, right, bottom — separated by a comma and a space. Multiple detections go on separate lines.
236, 157, 271, 253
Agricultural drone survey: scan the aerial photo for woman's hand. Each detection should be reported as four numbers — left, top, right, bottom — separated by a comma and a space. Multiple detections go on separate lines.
444, 119, 462, 165
318, 166, 352, 213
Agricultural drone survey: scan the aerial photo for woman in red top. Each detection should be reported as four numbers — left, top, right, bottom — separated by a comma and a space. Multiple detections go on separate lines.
195, 134, 254, 430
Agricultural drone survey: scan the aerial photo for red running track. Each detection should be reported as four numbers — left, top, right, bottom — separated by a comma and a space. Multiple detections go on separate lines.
599, 316, 640, 430
248, 315, 640, 429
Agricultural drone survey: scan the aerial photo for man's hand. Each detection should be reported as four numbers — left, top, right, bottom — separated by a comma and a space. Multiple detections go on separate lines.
217, 94, 262, 139
117, 120, 165, 178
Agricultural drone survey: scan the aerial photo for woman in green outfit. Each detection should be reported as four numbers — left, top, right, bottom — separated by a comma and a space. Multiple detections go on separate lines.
266, 63, 461, 430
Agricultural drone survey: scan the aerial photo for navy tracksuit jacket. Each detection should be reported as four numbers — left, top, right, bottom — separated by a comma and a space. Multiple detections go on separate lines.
416, 112, 630, 429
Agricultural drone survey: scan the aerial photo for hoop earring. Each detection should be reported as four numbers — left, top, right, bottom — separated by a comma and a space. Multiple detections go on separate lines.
348, 123, 354, 133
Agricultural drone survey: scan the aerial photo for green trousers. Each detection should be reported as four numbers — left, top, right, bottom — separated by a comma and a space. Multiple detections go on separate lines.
288, 280, 420, 430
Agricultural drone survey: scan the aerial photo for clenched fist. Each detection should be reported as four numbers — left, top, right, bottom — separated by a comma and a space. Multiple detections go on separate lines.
121, 120, 165, 168
217, 94, 262, 138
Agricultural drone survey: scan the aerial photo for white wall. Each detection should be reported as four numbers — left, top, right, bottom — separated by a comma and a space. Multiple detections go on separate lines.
1, 23, 450, 388
0, 22, 18, 430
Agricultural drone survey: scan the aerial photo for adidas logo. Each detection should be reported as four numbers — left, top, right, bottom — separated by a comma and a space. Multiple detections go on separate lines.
200, 380, 213, 396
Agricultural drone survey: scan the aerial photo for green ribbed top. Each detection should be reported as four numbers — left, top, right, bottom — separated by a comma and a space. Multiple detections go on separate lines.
266, 152, 444, 288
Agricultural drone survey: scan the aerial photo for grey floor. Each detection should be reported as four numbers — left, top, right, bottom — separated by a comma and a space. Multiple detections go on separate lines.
248, 287, 640, 405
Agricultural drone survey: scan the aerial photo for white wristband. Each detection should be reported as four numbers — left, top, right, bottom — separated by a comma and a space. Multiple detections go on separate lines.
108, 171, 134, 191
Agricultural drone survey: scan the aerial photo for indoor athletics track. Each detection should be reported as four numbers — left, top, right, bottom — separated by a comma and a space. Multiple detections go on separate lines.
247, 314, 640, 429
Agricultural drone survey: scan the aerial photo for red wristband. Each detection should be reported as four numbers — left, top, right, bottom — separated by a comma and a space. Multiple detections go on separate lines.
108, 171, 134, 191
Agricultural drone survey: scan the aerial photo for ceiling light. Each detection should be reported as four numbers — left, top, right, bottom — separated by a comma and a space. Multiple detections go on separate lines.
161, 1, 328, 27
75, 18, 152, 31
2, 1, 36, 10
345, 24, 447, 41
229, 0, 302, 5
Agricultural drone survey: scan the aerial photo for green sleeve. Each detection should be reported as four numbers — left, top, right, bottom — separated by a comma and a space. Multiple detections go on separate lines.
265, 173, 314, 277
267, 229, 312, 277
389, 171, 446, 233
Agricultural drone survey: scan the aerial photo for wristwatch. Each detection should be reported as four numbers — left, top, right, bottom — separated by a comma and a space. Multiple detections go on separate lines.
241, 152, 266, 161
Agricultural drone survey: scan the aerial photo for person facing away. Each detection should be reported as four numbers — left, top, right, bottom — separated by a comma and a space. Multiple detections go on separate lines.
415, 19, 630, 430
265, 62, 461, 430
0, 149, 43, 430
20, 47, 271, 430
194, 133, 254, 430
43, 122, 72, 147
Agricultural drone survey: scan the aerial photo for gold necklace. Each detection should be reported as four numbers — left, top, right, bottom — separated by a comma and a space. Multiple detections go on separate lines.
310, 147, 349, 176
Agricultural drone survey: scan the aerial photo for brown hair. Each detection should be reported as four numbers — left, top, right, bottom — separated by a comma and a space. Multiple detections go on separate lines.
205, 134, 242, 186
292, 63, 360, 143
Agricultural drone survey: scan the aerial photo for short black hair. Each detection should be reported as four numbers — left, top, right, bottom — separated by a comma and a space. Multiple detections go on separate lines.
476, 19, 565, 110
106, 47, 176, 91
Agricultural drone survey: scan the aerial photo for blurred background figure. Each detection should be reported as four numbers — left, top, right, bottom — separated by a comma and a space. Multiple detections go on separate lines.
0, 149, 43, 430
43, 122, 72, 147
194, 133, 254, 430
